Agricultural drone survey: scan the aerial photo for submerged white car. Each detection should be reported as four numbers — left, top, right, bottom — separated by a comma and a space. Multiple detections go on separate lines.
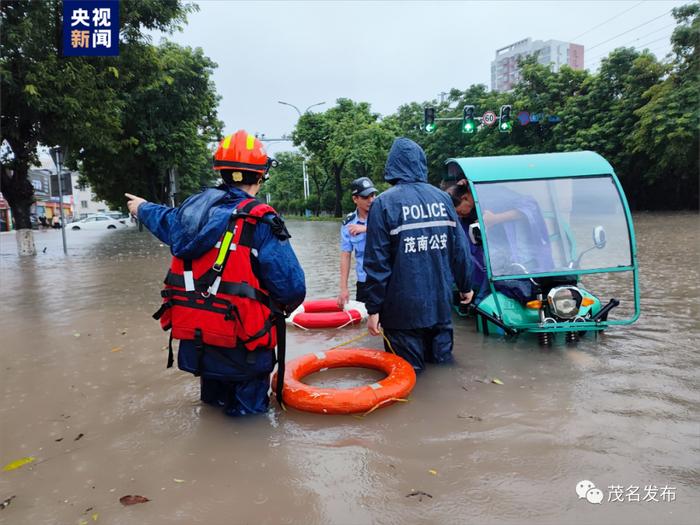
70, 215, 129, 231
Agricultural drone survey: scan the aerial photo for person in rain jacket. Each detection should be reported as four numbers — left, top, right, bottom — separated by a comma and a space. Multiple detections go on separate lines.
125, 130, 305, 416
364, 137, 472, 370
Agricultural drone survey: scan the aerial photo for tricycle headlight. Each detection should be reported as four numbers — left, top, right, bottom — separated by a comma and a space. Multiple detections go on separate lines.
547, 286, 583, 319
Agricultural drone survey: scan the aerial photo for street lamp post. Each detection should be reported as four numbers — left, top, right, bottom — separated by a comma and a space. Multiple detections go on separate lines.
277, 100, 325, 200
49, 146, 68, 255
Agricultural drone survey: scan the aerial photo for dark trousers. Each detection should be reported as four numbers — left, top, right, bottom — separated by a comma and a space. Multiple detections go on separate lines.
382, 323, 454, 372
356, 281, 370, 303
178, 341, 275, 417
200, 376, 272, 416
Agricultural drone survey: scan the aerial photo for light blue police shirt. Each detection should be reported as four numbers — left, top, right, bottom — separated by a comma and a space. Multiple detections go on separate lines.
340, 210, 367, 283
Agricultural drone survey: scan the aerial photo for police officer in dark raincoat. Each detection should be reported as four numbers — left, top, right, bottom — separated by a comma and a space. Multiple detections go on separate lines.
363, 138, 472, 370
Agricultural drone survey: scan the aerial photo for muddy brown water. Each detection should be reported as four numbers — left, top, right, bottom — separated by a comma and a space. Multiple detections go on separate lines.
0, 213, 698, 525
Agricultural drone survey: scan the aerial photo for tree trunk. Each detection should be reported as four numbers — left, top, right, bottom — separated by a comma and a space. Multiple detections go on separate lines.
333, 166, 343, 217
1, 163, 36, 256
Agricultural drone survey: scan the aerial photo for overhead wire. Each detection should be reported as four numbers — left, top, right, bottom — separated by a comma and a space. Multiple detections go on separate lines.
572, 0, 647, 41
586, 9, 673, 51
587, 44, 674, 70
587, 32, 675, 64
586, 22, 675, 62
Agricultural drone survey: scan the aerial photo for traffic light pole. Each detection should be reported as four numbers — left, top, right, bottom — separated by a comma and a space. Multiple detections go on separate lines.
56, 157, 68, 255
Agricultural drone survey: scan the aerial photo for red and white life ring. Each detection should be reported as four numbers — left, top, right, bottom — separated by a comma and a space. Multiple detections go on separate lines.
287, 299, 367, 329
272, 348, 416, 414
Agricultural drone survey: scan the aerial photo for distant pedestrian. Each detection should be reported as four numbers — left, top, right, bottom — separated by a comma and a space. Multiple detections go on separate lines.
51, 215, 61, 229
363, 138, 472, 371
337, 177, 377, 308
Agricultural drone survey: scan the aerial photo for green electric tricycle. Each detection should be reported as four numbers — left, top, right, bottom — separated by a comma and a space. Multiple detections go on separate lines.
446, 151, 640, 345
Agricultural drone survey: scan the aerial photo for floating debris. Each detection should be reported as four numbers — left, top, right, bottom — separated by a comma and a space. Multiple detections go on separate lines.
74, 433, 85, 441
2, 456, 35, 471
475, 376, 504, 385
457, 414, 483, 421
0, 496, 16, 510
119, 495, 150, 506
428, 469, 437, 476
406, 491, 432, 502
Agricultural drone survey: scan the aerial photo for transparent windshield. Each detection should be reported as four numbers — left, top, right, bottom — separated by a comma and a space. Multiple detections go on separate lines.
473, 176, 632, 277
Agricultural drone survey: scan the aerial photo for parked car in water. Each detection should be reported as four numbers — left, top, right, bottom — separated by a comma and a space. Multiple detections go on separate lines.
105, 211, 129, 221
70, 214, 129, 231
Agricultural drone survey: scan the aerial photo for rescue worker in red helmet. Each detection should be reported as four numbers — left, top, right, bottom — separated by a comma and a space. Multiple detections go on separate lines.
125, 130, 306, 416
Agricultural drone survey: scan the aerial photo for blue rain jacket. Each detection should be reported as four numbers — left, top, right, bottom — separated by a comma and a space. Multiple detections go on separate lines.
138, 186, 306, 312
363, 138, 471, 330
138, 185, 306, 383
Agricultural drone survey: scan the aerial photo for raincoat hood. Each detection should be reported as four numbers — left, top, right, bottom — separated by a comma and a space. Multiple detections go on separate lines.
384, 138, 428, 184
170, 186, 239, 259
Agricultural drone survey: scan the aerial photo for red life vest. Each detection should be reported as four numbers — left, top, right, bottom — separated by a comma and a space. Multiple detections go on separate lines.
153, 199, 278, 353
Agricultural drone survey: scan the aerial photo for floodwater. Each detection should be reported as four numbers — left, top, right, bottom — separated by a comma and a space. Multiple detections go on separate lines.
0, 213, 698, 525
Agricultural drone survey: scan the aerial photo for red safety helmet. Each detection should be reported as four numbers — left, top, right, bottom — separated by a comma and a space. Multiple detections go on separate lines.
213, 130, 271, 180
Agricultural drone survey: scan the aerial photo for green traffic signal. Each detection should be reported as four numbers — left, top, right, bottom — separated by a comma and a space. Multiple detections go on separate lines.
462, 104, 476, 134
424, 107, 436, 133
499, 104, 512, 133
462, 120, 475, 134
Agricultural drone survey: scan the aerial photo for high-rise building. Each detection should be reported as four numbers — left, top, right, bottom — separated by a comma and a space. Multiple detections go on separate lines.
491, 38, 584, 92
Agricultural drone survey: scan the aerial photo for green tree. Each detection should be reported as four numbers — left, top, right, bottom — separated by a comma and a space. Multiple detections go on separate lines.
78, 41, 221, 208
0, 0, 193, 254
264, 151, 304, 212
293, 98, 380, 216
630, 3, 699, 209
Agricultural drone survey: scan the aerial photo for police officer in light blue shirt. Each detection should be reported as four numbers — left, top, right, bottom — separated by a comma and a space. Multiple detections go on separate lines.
337, 177, 377, 308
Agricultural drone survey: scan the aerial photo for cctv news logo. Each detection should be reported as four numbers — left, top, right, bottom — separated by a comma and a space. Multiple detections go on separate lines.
576, 480, 677, 504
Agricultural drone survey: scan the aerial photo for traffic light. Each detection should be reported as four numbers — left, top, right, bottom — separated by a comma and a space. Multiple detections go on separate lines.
462, 105, 476, 134
499, 105, 512, 133
424, 107, 436, 133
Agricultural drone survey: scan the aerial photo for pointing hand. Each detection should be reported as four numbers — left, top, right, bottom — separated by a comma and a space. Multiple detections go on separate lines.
125, 193, 147, 217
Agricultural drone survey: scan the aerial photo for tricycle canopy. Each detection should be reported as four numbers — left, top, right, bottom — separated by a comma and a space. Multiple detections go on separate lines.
445, 151, 640, 333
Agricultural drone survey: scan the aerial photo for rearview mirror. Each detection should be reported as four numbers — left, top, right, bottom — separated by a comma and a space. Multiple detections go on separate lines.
468, 222, 482, 245
593, 226, 606, 249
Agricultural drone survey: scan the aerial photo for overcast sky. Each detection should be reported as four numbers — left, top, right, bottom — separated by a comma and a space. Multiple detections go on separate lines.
157, 0, 686, 154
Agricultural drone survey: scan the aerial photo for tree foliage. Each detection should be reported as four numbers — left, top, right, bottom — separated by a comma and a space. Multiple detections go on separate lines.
269, 4, 698, 213
292, 99, 392, 216
78, 41, 221, 208
0, 0, 211, 239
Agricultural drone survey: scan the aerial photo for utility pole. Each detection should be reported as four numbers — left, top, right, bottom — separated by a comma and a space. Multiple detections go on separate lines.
278, 100, 325, 200
49, 146, 68, 255
168, 167, 177, 207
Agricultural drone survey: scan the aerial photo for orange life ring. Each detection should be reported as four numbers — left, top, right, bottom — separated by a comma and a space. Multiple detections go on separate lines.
289, 299, 366, 329
273, 348, 416, 414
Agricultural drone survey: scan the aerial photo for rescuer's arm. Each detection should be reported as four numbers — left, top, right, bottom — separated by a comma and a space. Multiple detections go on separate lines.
255, 216, 306, 313
362, 201, 391, 327
337, 251, 352, 308
450, 205, 472, 295
125, 193, 177, 246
